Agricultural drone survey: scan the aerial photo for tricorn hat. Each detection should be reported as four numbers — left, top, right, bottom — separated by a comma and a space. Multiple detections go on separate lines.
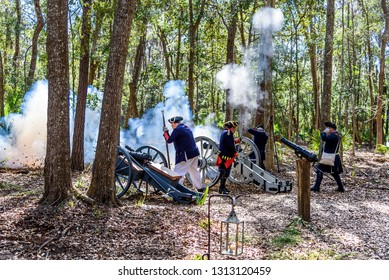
168, 116, 183, 123
324, 121, 337, 130
224, 120, 238, 129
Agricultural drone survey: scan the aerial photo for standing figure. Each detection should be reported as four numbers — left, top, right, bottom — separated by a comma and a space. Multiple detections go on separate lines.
248, 124, 269, 170
163, 116, 204, 192
311, 121, 345, 193
217, 121, 239, 194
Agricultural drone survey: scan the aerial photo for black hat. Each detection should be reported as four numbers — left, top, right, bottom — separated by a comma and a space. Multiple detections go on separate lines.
324, 121, 337, 129
224, 120, 238, 129
256, 124, 264, 129
168, 116, 183, 123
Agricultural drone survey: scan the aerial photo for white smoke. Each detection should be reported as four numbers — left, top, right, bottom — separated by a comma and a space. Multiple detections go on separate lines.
0, 81, 48, 168
121, 80, 221, 163
0, 79, 221, 169
215, 7, 284, 131
0, 81, 102, 168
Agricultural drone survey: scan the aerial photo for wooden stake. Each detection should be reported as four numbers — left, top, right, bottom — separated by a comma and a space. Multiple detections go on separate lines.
296, 158, 310, 222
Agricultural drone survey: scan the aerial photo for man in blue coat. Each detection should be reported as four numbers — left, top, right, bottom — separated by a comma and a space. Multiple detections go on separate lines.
217, 120, 239, 194
248, 124, 268, 170
311, 121, 345, 192
163, 116, 204, 192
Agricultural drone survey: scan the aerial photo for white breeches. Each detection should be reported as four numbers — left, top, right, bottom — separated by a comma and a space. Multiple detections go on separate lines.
174, 156, 202, 190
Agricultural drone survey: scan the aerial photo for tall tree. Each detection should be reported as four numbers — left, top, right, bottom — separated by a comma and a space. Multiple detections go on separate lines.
376, 0, 389, 145
40, 0, 72, 205
26, 0, 45, 89
71, 0, 92, 171
224, 1, 238, 121
87, 0, 136, 205
125, 19, 147, 127
0, 51, 4, 117
188, 0, 206, 111
321, 0, 335, 126
12, 0, 21, 73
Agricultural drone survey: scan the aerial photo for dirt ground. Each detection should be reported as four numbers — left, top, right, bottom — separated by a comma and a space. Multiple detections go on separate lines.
0, 148, 388, 260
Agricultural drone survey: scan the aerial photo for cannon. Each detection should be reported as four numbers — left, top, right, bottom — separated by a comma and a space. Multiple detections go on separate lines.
280, 137, 319, 162
191, 136, 292, 194
114, 145, 200, 204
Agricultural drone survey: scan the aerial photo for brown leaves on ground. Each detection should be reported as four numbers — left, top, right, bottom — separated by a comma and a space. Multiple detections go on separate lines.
0, 148, 388, 260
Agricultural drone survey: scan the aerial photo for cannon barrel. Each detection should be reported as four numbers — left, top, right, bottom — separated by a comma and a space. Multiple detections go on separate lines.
280, 137, 318, 162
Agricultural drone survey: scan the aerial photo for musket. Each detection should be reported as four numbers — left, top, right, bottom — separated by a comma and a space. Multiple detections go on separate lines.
161, 110, 171, 168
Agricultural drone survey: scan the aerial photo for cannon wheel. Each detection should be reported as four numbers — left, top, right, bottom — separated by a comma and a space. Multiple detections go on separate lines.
229, 136, 261, 184
115, 146, 133, 198
136, 145, 168, 167
134, 145, 168, 194
185, 136, 221, 188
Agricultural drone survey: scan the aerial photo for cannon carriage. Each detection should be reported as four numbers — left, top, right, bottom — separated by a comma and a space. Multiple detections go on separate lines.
193, 136, 292, 193
114, 135, 292, 203
114, 145, 200, 204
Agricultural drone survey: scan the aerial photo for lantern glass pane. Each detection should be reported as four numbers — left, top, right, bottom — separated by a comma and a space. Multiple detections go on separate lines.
220, 221, 244, 255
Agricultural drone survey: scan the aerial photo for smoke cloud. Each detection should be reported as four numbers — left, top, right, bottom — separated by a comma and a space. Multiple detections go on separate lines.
0, 80, 221, 169
215, 7, 284, 132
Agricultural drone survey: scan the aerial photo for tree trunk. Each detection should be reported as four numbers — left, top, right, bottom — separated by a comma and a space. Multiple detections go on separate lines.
12, 0, 21, 73
188, 0, 206, 112
225, 13, 238, 122
158, 26, 171, 80
376, 0, 389, 146
307, 22, 320, 130
71, 0, 92, 171
338, 0, 345, 131
0, 51, 4, 117
175, 13, 182, 80
88, 0, 136, 206
124, 22, 146, 128
27, 0, 45, 89
321, 0, 335, 126
41, 0, 72, 206
88, 8, 103, 86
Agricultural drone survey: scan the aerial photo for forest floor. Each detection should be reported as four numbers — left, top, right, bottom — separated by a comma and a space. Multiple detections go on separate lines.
0, 148, 388, 260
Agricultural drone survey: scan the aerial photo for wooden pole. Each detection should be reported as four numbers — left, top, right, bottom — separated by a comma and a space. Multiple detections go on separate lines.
296, 158, 310, 221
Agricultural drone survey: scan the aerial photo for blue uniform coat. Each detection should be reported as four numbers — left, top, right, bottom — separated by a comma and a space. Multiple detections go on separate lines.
219, 129, 236, 158
317, 131, 343, 174
166, 123, 199, 164
248, 128, 268, 160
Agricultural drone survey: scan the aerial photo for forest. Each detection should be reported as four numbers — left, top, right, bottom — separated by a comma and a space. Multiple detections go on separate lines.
0, 0, 389, 261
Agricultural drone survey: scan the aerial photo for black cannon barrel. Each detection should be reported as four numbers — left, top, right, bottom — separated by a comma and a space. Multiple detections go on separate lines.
280, 137, 318, 162
129, 151, 152, 161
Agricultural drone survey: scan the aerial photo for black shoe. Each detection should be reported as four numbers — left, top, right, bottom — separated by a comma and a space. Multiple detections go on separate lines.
197, 188, 206, 193
218, 188, 229, 194
335, 188, 344, 192
224, 187, 230, 193
310, 186, 320, 192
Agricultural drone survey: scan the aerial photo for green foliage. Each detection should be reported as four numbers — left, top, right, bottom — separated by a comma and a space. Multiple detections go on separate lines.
375, 144, 389, 155
271, 218, 303, 248
198, 218, 211, 229
341, 132, 353, 151
308, 129, 321, 152
196, 187, 208, 206
189, 253, 204, 260
135, 195, 146, 207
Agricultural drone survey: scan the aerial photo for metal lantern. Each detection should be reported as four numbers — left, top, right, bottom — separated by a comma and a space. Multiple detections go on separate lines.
203, 194, 246, 260
220, 208, 244, 255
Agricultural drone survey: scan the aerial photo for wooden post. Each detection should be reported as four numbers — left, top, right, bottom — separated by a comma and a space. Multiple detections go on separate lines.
296, 158, 310, 221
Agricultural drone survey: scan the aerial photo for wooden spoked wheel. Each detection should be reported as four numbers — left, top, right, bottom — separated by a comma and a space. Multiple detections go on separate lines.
115, 146, 133, 198
133, 145, 168, 194
229, 136, 260, 184
186, 136, 221, 188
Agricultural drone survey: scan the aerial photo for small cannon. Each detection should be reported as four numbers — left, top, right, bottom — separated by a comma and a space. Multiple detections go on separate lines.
280, 137, 318, 162
193, 136, 292, 194
115, 145, 200, 204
